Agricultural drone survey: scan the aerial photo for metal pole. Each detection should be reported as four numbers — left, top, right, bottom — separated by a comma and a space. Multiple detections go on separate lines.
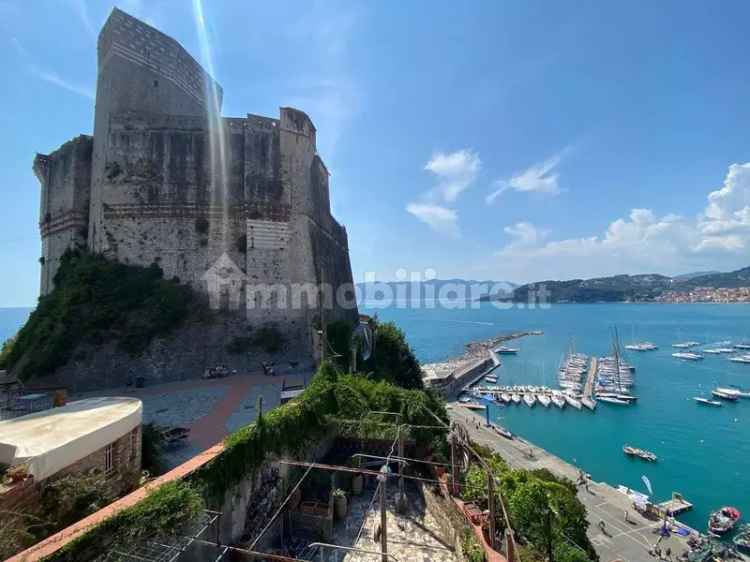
487, 470, 497, 550
398, 425, 405, 500
450, 433, 459, 496
380, 469, 388, 562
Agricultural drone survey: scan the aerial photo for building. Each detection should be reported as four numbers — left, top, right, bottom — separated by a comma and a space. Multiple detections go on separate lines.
32, 8, 358, 350
0, 397, 143, 510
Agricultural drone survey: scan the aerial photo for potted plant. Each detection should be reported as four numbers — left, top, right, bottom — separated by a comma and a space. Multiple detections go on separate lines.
332, 488, 348, 519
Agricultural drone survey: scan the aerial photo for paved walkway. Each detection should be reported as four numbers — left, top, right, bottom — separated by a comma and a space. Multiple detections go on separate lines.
450, 405, 699, 562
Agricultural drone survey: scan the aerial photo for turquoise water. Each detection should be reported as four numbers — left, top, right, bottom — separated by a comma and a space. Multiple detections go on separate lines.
361, 302, 750, 530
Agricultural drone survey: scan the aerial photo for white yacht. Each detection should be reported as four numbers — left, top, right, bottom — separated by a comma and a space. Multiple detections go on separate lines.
672, 352, 704, 361
537, 394, 551, 408
523, 394, 537, 408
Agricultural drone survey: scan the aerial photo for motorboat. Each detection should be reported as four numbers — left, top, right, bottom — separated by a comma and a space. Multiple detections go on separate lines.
494, 346, 519, 354
708, 506, 741, 536
672, 351, 703, 360
523, 394, 536, 407
712, 388, 739, 401
458, 395, 471, 403
729, 355, 750, 364
551, 395, 566, 409
624, 342, 658, 351
623, 445, 657, 462
537, 394, 551, 407
581, 397, 596, 411
734, 343, 750, 350
694, 397, 722, 407
464, 403, 486, 411
492, 424, 514, 439
673, 341, 701, 349
500, 393, 512, 403
598, 395, 630, 405
564, 394, 582, 410
511, 393, 521, 404
485, 375, 498, 383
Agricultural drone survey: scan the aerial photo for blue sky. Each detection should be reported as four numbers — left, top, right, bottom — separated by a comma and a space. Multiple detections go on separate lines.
2, 1, 750, 306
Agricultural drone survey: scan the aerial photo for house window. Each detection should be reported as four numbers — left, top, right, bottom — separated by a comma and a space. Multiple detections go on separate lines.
104, 443, 114, 473
130, 429, 138, 461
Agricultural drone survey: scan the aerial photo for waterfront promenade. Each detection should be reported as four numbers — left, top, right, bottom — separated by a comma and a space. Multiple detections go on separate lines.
449, 405, 707, 562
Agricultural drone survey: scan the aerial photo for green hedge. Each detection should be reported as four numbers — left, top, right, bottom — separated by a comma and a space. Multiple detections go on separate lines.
1, 250, 196, 380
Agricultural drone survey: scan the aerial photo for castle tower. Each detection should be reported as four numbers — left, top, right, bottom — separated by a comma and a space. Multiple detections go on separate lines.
33, 135, 93, 294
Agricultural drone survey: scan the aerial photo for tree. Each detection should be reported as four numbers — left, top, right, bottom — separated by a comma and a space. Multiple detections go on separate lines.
365, 321, 423, 389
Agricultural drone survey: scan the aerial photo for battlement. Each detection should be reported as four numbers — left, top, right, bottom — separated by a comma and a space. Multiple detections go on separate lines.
98, 8, 222, 110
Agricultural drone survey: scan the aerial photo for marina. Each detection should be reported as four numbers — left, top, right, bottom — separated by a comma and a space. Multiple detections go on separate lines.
364, 302, 750, 533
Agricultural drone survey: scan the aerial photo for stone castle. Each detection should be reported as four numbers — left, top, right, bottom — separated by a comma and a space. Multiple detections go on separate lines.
33, 8, 357, 348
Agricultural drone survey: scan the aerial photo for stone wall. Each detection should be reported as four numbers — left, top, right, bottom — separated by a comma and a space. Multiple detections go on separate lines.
34, 135, 93, 295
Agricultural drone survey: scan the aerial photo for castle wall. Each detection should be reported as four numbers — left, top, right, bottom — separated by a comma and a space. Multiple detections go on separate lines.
32, 8, 357, 371
34, 135, 93, 294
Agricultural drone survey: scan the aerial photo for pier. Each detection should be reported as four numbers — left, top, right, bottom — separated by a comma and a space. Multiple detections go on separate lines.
583, 357, 598, 400
656, 493, 693, 517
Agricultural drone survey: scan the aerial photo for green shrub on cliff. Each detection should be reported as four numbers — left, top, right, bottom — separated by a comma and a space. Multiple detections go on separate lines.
3, 250, 195, 381
363, 321, 423, 389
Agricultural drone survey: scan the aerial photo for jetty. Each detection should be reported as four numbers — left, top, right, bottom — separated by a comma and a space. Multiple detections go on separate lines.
583, 357, 597, 401
656, 493, 693, 517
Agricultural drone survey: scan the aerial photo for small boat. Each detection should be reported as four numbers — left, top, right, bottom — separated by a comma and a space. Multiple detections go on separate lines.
708, 506, 741, 536
511, 393, 521, 404
733, 524, 750, 552
494, 346, 519, 354
523, 394, 536, 408
702, 348, 724, 354
734, 343, 750, 350
492, 424, 514, 439
624, 342, 658, 351
694, 397, 722, 407
537, 394, 551, 408
485, 375, 498, 383
551, 395, 566, 409
623, 445, 657, 462
564, 394, 582, 410
673, 341, 701, 349
729, 355, 750, 364
598, 396, 630, 405
581, 397, 596, 411
500, 393, 512, 403
712, 389, 739, 401
672, 352, 704, 361
464, 403, 486, 411
458, 395, 471, 403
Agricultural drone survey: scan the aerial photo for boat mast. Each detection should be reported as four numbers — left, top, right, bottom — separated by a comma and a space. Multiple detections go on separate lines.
613, 326, 623, 393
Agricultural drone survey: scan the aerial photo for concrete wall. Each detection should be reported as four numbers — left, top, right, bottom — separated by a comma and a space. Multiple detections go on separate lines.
34, 135, 93, 294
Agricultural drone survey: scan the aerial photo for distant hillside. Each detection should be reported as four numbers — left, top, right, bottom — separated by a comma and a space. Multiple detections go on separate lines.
678, 267, 750, 289
672, 270, 720, 282
358, 278, 516, 301
492, 265, 750, 303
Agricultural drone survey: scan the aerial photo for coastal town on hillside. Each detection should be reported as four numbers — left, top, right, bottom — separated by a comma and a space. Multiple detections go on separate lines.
656, 287, 750, 304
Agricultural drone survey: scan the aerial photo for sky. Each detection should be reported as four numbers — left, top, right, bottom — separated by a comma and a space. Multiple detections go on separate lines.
1, 1, 750, 306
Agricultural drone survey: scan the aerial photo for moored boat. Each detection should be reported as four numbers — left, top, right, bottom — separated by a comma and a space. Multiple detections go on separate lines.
624, 341, 658, 351
494, 346, 519, 354
537, 394, 551, 408
564, 394, 582, 410
623, 445, 657, 462
511, 393, 521, 404
599, 396, 629, 405
523, 394, 537, 408
729, 355, 750, 364
485, 375, 498, 383
672, 351, 702, 361
551, 395, 566, 409
464, 403, 486, 411
694, 397, 722, 407
708, 506, 741, 536
712, 388, 739, 401
500, 393, 512, 403
581, 397, 596, 411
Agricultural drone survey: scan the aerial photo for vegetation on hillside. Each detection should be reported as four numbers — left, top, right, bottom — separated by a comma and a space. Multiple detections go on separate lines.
0, 250, 197, 380
362, 320, 423, 389
462, 446, 597, 562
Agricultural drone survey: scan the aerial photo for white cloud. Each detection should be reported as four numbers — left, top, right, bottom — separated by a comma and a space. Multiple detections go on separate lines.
424, 149, 481, 203
70, 0, 96, 39
406, 203, 460, 238
487, 150, 567, 204
12, 37, 94, 100
495, 162, 750, 280
406, 149, 481, 237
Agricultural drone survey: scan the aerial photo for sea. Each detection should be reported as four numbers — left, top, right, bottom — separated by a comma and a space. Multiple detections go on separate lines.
1, 303, 748, 530
360, 301, 750, 531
